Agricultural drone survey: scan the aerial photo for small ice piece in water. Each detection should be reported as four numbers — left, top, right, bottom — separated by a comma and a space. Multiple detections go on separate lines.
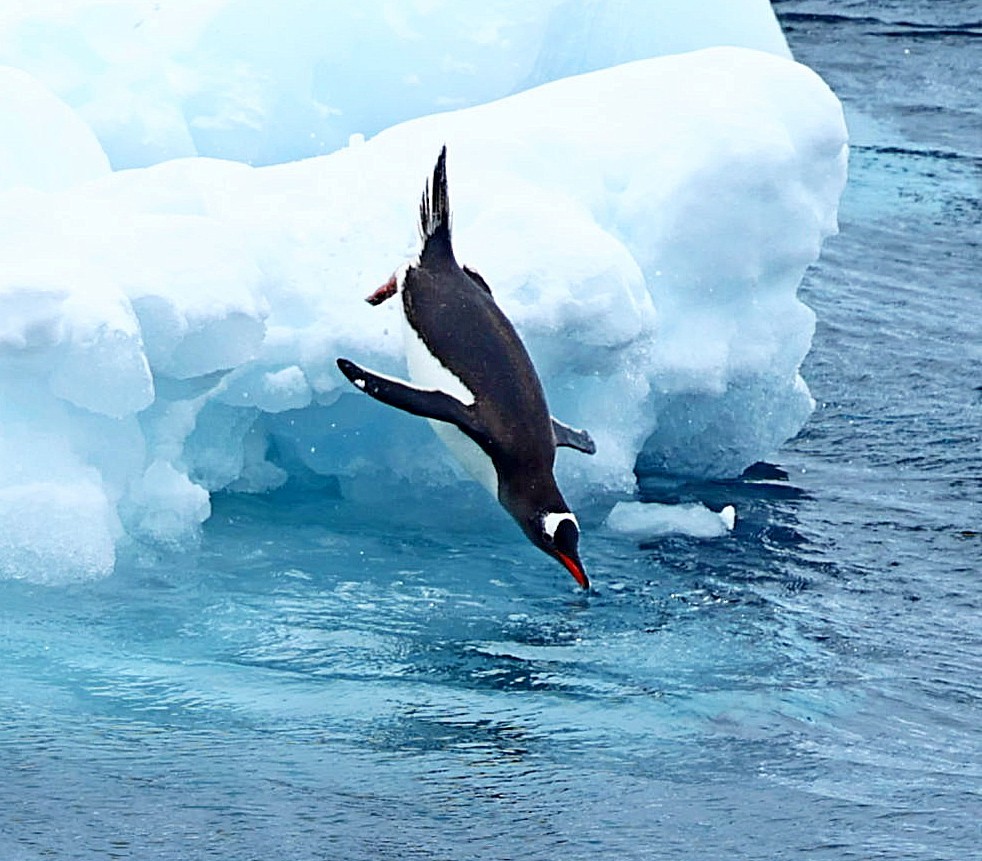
606, 501, 736, 539
719, 504, 736, 531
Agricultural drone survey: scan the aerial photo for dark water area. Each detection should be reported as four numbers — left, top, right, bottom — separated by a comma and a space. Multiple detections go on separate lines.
2, 2, 980, 859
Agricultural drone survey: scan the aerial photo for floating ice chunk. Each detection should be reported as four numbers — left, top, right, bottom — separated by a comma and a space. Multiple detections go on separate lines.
719, 505, 737, 531
606, 502, 736, 539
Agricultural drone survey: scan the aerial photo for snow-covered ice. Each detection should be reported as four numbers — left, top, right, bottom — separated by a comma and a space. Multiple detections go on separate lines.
0, 2, 847, 582
0, 66, 110, 193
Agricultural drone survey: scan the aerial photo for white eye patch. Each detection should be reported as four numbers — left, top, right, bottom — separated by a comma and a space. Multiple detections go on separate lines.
543, 512, 578, 539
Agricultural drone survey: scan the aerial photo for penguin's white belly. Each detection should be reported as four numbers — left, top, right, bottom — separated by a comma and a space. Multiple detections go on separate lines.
428, 420, 499, 497
402, 313, 499, 497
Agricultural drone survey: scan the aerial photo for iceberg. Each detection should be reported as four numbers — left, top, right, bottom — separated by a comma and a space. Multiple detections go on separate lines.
0, 0, 790, 169
0, 6, 847, 583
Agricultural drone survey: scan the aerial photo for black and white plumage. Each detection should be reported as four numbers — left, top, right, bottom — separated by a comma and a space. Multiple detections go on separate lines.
336, 147, 596, 589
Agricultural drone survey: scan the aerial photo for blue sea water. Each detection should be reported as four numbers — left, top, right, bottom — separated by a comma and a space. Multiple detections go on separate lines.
1, 2, 979, 859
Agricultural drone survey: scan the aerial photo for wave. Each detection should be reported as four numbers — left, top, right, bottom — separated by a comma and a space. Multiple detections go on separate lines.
776, 10, 982, 38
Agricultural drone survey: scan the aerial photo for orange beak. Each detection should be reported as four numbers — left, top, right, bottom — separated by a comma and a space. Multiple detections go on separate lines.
558, 552, 590, 590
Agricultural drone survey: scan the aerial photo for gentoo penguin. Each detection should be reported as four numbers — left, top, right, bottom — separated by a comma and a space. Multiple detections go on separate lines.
336, 147, 596, 589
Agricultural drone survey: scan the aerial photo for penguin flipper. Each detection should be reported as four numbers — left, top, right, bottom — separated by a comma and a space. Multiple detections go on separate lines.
552, 417, 596, 455
337, 358, 477, 429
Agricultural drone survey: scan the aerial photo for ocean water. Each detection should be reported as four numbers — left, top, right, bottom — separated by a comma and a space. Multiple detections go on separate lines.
2, 2, 979, 859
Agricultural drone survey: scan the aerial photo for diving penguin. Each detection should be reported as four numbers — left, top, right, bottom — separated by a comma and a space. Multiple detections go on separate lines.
336, 147, 596, 588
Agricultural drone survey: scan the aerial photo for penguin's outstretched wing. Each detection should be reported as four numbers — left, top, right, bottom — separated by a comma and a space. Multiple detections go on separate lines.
551, 418, 596, 455
337, 358, 486, 438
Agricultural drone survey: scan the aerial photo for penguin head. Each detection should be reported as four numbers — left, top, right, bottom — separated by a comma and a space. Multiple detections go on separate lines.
533, 512, 589, 590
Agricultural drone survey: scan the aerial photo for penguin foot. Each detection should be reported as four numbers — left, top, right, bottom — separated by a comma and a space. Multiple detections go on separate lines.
365, 274, 397, 306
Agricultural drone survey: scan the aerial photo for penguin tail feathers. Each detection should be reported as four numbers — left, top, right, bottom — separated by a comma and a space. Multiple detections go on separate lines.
418, 145, 454, 261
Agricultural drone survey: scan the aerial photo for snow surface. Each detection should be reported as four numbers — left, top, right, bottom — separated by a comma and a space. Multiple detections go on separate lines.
0, 3, 847, 582
0, 0, 790, 169
0, 66, 110, 192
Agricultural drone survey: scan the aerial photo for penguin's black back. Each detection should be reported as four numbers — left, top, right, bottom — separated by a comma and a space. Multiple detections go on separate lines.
403, 149, 555, 477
